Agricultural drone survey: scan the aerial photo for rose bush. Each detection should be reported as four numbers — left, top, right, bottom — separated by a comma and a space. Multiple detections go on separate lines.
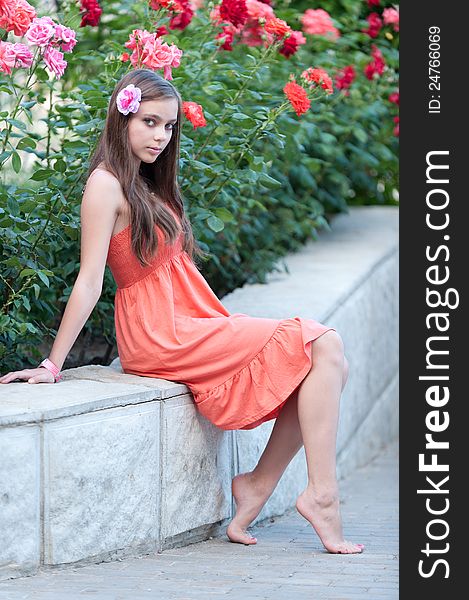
0, 0, 398, 371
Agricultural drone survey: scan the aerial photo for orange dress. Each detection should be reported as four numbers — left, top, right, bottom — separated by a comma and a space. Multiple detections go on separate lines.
106, 207, 333, 430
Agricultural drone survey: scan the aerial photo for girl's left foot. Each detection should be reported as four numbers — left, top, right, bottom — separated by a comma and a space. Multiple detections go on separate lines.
226, 472, 271, 545
296, 487, 364, 554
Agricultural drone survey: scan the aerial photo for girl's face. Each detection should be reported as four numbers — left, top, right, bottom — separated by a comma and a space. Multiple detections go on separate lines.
127, 98, 179, 163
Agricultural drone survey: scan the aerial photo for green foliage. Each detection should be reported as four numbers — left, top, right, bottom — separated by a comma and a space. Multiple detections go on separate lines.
0, 0, 398, 371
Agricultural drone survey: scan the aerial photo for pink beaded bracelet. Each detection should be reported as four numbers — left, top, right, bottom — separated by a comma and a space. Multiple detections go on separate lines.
38, 358, 63, 383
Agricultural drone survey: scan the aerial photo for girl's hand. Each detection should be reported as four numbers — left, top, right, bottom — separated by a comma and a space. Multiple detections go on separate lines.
0, 367, 56, 384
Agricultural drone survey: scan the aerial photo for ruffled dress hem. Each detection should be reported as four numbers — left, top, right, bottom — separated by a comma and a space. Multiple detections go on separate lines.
191, 317, 335, 430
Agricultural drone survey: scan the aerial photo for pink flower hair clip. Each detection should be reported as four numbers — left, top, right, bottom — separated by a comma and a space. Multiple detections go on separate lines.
116, 84, 142, 115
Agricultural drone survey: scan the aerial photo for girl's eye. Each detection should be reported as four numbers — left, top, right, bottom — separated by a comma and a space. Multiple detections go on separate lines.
144, 119, 175, 130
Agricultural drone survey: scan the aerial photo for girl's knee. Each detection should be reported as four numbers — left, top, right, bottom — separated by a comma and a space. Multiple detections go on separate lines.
312, 330, 345, 368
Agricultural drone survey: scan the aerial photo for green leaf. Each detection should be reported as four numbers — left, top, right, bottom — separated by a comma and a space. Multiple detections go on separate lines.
62, 140, 88, 154
290, 165, 317, 190
54, 159, 67, 173
259, 173, 282, 189
7, 197, 20, 216
74, 121, 98, 133
232, 113, 251, 121
35, 68, 49, 82
20, 100, 37, 110
22, 296, 31, 312
206, 215, 225, 232
214, 125, 230, 135
32, 283, 40, 299
30, 169, 55, 181
11, 151, 21, 173
19, 268, 36, 279
204, 83, 225, 95
214, 207, 235, 223
63, 261, 77, 276
16, 137, 37, 150
353, 128, 368, 144
37, 271, 50, 287
6, 118, 27, 131
84, 97, 109, 109
20, 200, 37, 213
3, 257, 22, 268
192, 160, 209, 170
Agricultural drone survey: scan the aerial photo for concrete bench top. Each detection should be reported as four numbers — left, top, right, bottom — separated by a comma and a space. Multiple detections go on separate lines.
0, 366, 189, 427
0, 206, 398, 428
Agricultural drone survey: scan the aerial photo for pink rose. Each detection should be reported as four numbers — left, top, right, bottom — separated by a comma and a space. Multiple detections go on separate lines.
26, 17, 55, 47
383, 7, 399, 32
126, 29, 158, 67
116, 84, 142, 115
12, 42, 34, 67
43, 45, 67, 78
147, 40, 172, 68
37, 16, 55, 27
169, 43, 183, 67
54, 24, 77, 52
246, 0, 274, 20
125, 28, 153, 51
301, 8, 340, 39
164, 44, 183, 80
0, 40, 16, 74
123, 28, 183, 78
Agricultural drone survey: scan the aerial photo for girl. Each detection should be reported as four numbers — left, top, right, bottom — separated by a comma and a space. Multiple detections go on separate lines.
0, 69, 364, 554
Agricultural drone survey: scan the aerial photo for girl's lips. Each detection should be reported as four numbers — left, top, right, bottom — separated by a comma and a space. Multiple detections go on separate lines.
147, 147, 161, 155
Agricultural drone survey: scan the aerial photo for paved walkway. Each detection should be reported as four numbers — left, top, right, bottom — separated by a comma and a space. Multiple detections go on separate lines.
0, 441, 398, 600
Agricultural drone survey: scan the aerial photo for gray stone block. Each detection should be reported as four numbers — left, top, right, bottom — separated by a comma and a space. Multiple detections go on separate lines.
0, 365, 189, 427
332, 252, 399, 458
43, 402, 160, 564
337, 372, 399, 479
160, 395, 232, 541
0, 425, 40, 580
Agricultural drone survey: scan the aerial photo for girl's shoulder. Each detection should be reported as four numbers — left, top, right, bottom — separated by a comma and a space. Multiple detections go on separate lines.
86, 163, 126, 204
88, 162, 120, 186
85, 164, 128, 216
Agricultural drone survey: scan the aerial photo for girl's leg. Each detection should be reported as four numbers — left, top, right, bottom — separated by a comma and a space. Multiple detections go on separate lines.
227, 350, 350, 546
295, 331, 363, 553
226, 388, 303, 545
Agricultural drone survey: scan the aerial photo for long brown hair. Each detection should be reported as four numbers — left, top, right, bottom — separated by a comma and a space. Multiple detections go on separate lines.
88, 69, 207, 267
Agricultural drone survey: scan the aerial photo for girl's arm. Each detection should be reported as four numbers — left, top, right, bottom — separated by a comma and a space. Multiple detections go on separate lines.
0, 170, 124, 384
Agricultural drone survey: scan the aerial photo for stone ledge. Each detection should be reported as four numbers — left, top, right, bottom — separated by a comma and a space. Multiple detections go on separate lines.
0, 366, 189, 427
220, 206, 398, 322
0, 206, 399, 581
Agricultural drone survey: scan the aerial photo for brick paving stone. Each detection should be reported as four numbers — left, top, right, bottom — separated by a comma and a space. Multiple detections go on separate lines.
0, 440, 398, 600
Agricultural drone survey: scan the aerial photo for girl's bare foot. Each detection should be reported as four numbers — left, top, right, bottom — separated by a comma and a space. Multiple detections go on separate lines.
296, 487, 365, 554
226, 472, 272, 545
